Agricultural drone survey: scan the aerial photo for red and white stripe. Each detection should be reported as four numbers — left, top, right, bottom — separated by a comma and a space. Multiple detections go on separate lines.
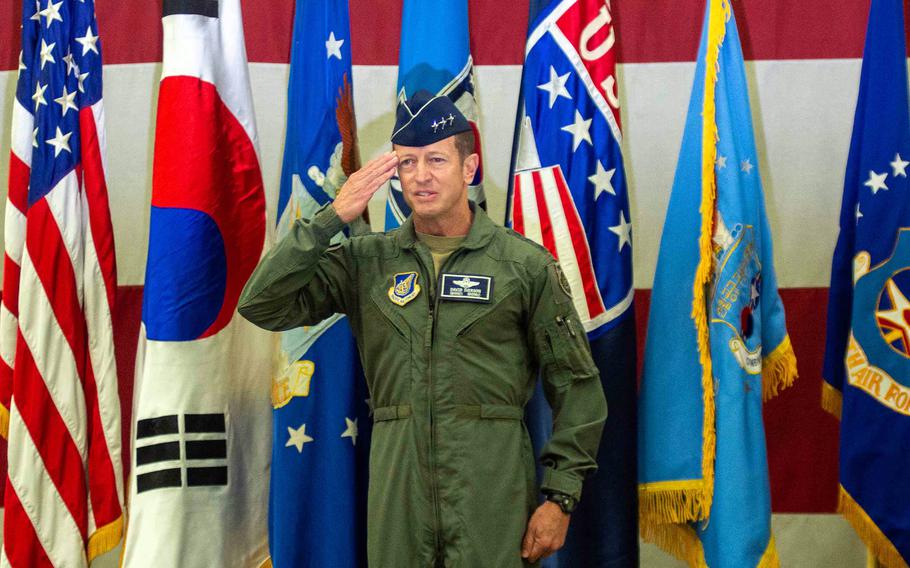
1, 102, 123, 565
0, 0, 883, 564
512, 165, 615, 330
0, 94, 31, 438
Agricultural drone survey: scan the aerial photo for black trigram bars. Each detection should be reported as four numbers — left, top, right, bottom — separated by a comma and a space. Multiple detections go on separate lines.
163, 0, 218, 18
135, 413, 228, 493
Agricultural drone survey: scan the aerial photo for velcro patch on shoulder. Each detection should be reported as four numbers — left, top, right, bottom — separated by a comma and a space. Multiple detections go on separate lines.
549, 264, 573, 305
440, 274, 493, 303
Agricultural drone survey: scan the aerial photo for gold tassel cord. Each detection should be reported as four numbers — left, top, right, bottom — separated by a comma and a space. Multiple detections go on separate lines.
839, 486, 909, 568
761, 335, 798, 401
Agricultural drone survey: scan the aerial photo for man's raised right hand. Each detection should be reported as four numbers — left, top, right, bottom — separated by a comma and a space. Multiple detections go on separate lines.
332, 151, 399, 224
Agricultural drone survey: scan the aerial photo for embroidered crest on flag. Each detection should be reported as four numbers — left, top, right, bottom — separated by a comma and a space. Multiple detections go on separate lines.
847, 229, 910, 415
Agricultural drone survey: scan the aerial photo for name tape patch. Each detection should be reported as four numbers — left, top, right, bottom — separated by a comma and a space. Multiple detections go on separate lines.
440, 274, 493, 303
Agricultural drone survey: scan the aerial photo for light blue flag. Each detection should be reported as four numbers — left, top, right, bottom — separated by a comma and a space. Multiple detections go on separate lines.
385, 0, 484, 229
638, 1, 797, 566
270, 1, 371, 566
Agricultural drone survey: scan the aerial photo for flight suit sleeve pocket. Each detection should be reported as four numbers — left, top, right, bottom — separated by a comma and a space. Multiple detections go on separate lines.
542, 314, 598, 387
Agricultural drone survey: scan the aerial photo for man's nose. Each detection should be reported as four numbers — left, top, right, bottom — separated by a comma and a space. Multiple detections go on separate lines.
415, 159, 432, 183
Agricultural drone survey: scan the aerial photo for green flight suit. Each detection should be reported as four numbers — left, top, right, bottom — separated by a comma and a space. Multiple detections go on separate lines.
238, 203, 607, 568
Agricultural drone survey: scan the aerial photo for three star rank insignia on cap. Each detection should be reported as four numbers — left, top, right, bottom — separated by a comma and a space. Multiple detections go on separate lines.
389, 272, 421, 306
391, 90, 472, 147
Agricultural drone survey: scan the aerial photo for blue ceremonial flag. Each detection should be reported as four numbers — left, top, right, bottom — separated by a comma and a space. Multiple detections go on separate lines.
385, 0, 485, 229
270, 1, 371, 566
638, 1, 797, 566
508, 0, 636, 565
822, 0, 910, 564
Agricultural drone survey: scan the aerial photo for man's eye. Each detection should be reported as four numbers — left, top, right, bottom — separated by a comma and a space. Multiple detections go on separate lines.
431, 157, 445, 163
400, 159, 414, 167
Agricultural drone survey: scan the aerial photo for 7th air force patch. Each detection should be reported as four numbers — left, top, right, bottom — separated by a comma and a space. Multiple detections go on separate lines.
389, 272, 421, 306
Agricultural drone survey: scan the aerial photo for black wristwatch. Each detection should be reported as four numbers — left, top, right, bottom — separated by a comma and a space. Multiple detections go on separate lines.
544, 491, 577, 514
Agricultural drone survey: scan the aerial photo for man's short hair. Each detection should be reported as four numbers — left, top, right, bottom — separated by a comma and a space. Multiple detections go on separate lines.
454, 130, 475, 161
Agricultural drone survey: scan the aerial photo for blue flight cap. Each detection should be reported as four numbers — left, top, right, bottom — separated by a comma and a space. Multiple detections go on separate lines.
391, 90, 471, 147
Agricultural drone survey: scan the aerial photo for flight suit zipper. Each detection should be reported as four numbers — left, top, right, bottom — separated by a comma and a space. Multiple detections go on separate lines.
422, 246, 463, 565
413, 246, 444, 563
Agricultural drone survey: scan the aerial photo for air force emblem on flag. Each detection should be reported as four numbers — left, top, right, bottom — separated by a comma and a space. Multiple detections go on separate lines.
389, 272, 421, 306
848, 228, 910, 416
712, 219, 763, 375
440, 274, 493, 302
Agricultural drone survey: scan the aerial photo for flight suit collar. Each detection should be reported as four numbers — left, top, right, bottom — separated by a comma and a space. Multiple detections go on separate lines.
395, 202, 496, 251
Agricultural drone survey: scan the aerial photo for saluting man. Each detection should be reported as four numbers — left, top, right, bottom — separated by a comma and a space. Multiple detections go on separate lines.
238, 91, 607, 567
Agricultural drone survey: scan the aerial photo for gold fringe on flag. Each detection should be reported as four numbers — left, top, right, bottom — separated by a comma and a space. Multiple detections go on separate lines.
689, 0, 730, 524
821, 380, 843, 419
757, 535, 781, 568
761, 335, 798, 401
0, 404, 9, 439
88, 514, 124, 562
639, 480, 712, 526
640, 519, 708, 568
839, 486, 909, 568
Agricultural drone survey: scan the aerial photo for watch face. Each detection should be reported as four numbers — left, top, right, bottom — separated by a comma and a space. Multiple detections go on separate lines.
547, 493, 574, 513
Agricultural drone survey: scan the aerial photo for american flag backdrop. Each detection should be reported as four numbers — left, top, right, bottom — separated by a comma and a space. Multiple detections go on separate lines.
0, 0, 891, 565
1, 0, 123, 565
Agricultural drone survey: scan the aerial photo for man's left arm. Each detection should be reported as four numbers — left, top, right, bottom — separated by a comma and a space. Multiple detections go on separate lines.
522, 261, 608, 562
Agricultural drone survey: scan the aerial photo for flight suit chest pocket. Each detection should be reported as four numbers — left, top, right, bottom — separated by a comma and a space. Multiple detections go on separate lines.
542, 314, 597, 387
368, 286, 412, 339
451, 283, 526, 403
453, 283, 520, 338
362, 288, 415, 403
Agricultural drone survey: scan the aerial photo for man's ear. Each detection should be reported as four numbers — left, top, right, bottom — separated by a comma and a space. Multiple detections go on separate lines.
462, 153, 479, 184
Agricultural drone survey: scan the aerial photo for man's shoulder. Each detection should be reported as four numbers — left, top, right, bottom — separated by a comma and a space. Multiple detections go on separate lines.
490, 225, 556, 271
346, 229, 403, 259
